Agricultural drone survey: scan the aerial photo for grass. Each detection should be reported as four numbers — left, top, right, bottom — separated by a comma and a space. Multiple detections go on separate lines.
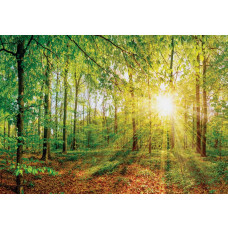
90, 160, 121, 176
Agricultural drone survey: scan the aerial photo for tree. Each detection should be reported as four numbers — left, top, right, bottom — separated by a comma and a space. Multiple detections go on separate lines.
0, 35, 34, 193
201, 35, 208, 157
63, 50, 69, 154
42, 39, 52, 161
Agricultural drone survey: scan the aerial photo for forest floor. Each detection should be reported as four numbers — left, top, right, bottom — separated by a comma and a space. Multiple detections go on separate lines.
0, 148, 227, 194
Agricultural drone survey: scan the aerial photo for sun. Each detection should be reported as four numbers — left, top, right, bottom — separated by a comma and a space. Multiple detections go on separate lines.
156, 95, 173, 116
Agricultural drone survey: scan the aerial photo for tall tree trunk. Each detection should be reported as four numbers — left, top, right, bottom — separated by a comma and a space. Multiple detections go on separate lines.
129, 70, 138, 151
16, 39, 25, 194
87, 89, 91, 148
63, 57, 69, 154
106, 104, 110, 145
55, 70, 59, 149
38, 105, 41, 150
72, 72, 80, 150
184, 98, 187, 149
196, 54, 201, 154
102, 97, 106, 143
148, 75, 152, 154
38, 84, 43, 153
3, 120, 6, 149
94, 95, 97, 120
214, 112, 219, 149
83, 104, 85, 130
42, 47, 52, 161
192, 101, 195, 148
123, 103, 128, 148
114, 77, 118, 134
170, 36, 175, 150
201, 37, 207, 157
114, 103, 118, 134
8, 121, 11, 150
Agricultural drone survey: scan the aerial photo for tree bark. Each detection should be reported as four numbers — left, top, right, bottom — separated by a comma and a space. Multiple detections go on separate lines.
184, 98, 187, 149
148, 74, 152, 154
102, 97, 106, 143
38, 84, 43, 153
201, 37, 207, 157
114, 102, 118, 134
72, 71, 80, 150
129, 70, 138, 151
114, 77, 118, 134
214, 112, 219, 149
192, 101, 195, 148
3, 120, 6, 149
16, 39, 25, 194
196, 54, 201, 154
63, 57, 69, 154
55, 69, 59, 149
42, 46, 52, 161
8, 121, 11, 150
170, 36, 175, 150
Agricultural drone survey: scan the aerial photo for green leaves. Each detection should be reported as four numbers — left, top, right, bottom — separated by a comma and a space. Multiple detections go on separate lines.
15, 168, 23, 176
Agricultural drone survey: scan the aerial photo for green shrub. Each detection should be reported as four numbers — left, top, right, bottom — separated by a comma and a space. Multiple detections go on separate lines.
91, 161, 120, 176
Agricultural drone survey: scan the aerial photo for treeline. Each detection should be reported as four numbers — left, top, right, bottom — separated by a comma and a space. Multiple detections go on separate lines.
0, 35, 227, 193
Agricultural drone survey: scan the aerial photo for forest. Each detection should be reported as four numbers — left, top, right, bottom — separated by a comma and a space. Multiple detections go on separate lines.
0, 35, 227, 194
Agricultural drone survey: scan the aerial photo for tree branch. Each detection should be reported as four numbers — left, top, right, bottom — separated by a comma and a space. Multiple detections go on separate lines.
24, 35, 34, 54
67, 35, 126, 91
0, 37, 16, 56
34, 38, 58, 57
0, 48, 16, 56
96, 35, 132, 55
67, 35, 107, 72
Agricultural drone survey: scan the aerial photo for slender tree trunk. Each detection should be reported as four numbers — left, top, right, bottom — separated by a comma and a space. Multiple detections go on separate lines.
114, 78, 118, 134
16, 39, 25, 194
102, 97, 106, 143
202, 37, 207, 157
55, 70, 59, 149
148, 75, 152, 154
4, 120, 6, 149
114, 102, 118, 134
63, 57, 69, 154
170, 36, 175, 150
8, 121, 11, 150
42, 47, 52, 161
196, 54, 201, 154
94, 95, 97, 120
214, 112, 219, 149
72, 72, 80, 150
38, 84, 43, 153
83, 104, 85, 130
38, 105, 41, 149
129, 70, 138, 151
184, 98, 187, 149
106, 104, 110, 145
192, 101, 195, 148
87, 89, 91, 148
123, 103, 128, 148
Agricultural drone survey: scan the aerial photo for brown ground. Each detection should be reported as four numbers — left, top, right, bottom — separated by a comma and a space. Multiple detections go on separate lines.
0, 152, 227, 194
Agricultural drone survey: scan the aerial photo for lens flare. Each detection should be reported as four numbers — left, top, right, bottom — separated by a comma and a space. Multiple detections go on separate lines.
156, 95, 173, 116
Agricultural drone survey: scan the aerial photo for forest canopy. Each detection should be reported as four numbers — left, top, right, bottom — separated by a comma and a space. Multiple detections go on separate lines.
0, 35, 227, 194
